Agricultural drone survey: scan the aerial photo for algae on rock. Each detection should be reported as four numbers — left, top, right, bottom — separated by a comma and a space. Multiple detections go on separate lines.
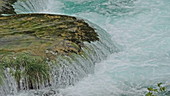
1, 53, 50, 90
0, 13, 99, 90
0, 14, 99, 57
0, 0, 17, 15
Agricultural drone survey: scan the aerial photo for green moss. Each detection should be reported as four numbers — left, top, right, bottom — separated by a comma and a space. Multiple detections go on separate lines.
0, 13, 99, 90
0, 14, 99, 58
0, 0, 17, 15
0, 64, 4, 85
0, 53, 50, 90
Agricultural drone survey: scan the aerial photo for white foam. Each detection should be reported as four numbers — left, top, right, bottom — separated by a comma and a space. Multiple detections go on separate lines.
8, 0, 170, 95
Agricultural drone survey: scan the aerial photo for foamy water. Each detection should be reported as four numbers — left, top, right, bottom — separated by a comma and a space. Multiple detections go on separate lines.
12, 0, 170, 95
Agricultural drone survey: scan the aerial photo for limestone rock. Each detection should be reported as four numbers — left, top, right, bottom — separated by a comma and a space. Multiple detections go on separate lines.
0, 13, 99, 90
0, 13, 99, 59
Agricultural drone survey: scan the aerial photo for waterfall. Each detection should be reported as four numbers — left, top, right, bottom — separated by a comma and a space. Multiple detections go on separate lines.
13, 0, 64, 14
58, 0, 170, 96
1, 0, 170, 95
47, 23, 118, 89
0, 70, 17, 95
0, 18, 116, 95
0, 1, 117, 94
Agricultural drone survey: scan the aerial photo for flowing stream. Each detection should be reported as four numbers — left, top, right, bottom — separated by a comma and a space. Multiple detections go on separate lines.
6, 0, 170, 95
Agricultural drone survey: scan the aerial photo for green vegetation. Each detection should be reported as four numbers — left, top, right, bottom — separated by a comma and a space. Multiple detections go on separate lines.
145, 83, 167, 96
0, 53, 50, 90
0, 0, 17, 15
0, 14, 99, 58
0, 63, 4, 85
0, 13, 99, 90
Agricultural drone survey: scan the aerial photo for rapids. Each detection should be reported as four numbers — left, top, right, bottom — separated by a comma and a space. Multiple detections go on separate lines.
5, 0, 170, 95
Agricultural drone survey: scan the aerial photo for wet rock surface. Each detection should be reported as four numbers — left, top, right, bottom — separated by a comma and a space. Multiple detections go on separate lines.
0, 0, 17, 15
0, 13, 99, 59
0, 13, 99, 91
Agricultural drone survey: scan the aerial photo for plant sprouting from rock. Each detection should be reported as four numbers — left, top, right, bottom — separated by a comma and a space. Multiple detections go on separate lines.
0, 53, 50, 90
145, 83, 167, 96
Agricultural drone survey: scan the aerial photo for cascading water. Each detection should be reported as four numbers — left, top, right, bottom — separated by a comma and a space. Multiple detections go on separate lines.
0, 14, 116, 96
2, 0, 170, 95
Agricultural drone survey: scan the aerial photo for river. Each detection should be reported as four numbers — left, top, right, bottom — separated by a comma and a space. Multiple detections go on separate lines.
12, 0, 170, 95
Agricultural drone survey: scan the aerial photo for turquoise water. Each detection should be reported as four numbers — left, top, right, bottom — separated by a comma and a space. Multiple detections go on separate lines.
13, 0, 170, 96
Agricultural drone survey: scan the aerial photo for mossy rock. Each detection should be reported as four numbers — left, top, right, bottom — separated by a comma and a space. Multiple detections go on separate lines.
0, 13, 99, 90
0, 13, 99, 58
0, 0, 17, 15
1, 53, 50, 90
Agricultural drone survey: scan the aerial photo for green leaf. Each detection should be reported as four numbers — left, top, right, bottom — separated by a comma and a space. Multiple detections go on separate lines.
153, 89, 158, 92
145, 92, 153, 96
160, 87, 166, 92
157, 83, 162, 87
148, 88, 154, 91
